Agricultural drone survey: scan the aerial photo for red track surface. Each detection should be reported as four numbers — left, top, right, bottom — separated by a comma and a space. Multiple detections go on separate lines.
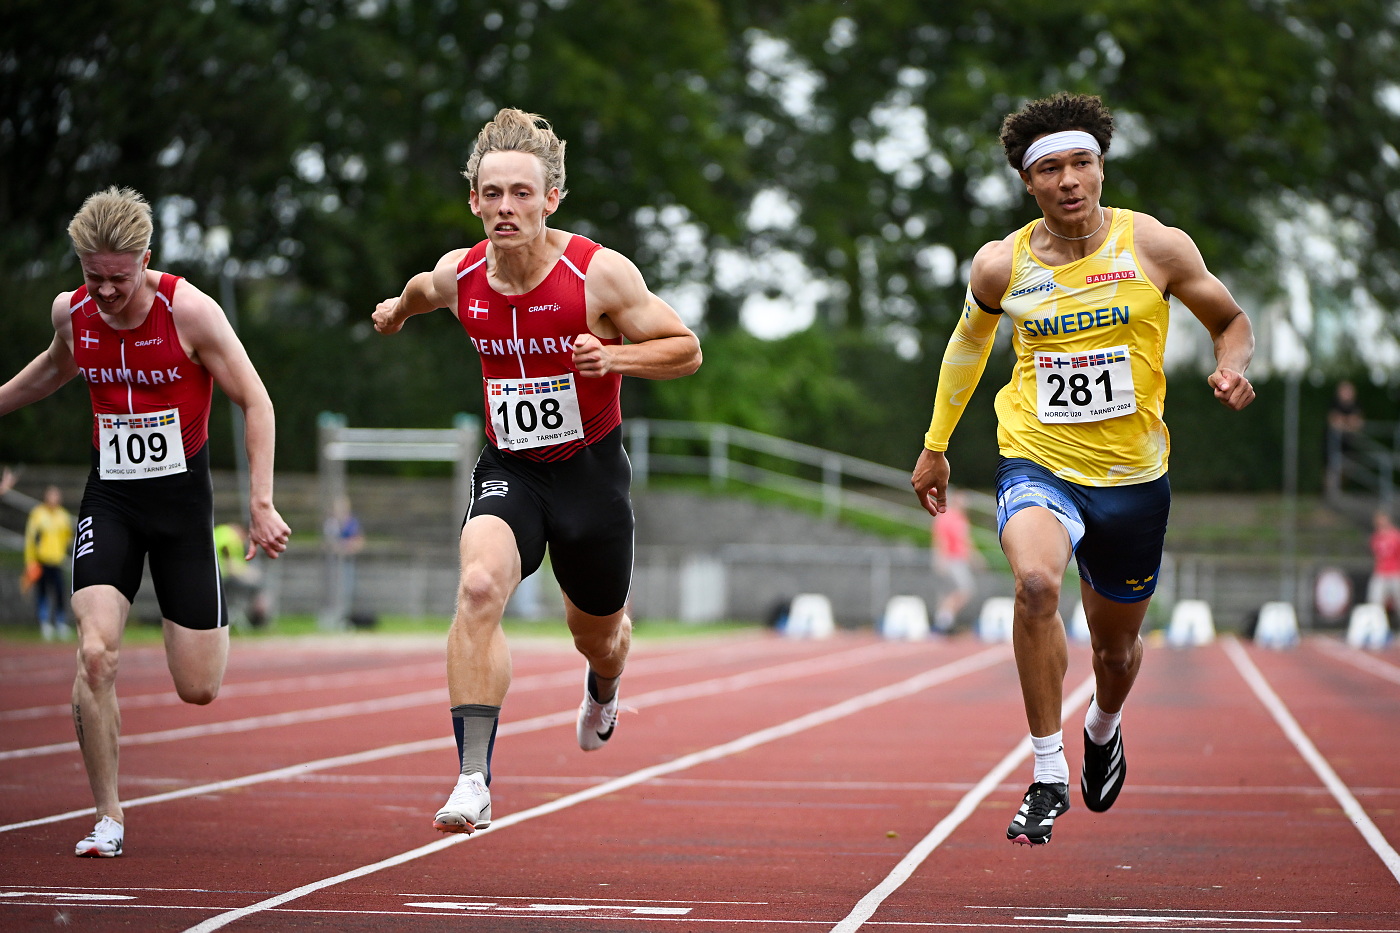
2, 629, 1398, 931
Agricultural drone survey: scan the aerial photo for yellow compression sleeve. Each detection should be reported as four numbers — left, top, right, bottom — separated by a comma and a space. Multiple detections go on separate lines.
923, 286, 1001, 451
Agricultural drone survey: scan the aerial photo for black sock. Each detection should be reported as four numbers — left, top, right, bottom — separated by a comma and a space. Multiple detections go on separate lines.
451, 704, 500, 785
586, 669, 620, 703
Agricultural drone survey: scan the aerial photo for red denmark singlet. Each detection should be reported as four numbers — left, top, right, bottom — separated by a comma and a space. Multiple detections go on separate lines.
456, 234, 622, 462
69, 273, 214, 458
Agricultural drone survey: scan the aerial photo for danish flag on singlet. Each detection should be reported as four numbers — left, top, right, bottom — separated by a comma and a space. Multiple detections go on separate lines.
468, 298, 490, 319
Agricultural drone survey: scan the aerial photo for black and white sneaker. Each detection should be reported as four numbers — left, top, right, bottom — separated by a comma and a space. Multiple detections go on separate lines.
1007, 782, 1070, 845
1080, 726, 1126, 813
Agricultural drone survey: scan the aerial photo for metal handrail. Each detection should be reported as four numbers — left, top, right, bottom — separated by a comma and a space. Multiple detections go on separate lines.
626, 419, 997, 534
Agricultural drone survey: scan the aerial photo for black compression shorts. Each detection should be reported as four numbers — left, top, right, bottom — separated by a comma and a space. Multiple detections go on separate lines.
72, 444, 228, 630
466, 426, 634, 617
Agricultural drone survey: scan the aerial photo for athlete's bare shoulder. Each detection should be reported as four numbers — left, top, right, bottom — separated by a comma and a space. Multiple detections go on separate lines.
430, 247, 471, 309
1128, 211, 1208, 292
968, 233, 1015, 308
50, 291, 76, 344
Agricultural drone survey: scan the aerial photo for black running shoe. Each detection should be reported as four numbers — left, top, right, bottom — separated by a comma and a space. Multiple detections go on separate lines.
1007, 782, 1070, 845
1080, 726, 1126, 813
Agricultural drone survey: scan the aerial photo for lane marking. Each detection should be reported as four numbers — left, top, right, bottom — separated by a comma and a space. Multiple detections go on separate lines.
0, 638, 895, 761
1, 639, 933, 833
1222, 636, 1400, 885
1312, 636, 1400, 687
178, 645, 1011, 933
829, 673, 1097, 933
0, 635, 804, 722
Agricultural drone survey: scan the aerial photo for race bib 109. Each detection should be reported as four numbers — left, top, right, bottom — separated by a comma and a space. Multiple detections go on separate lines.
1033, 346, 1137, 424
97, 408, 188, 479
487, 374, 585, 450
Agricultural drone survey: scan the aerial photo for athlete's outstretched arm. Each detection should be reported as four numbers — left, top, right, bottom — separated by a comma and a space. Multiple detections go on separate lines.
1141, 221, 1256, 411
912, 242, 1008, 516
374, 250, 467, 335
173, 281, 291, 560
0, 296, 80, 416
577, 249, 701, 380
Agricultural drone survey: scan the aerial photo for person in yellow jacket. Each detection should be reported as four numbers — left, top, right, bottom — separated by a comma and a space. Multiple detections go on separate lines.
25, 485, 75, 640
912, 92, 1256, 847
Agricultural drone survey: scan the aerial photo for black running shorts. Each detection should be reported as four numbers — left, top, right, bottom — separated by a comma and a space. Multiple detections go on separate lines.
466, 427, 634, 617
72, 445, 228, 630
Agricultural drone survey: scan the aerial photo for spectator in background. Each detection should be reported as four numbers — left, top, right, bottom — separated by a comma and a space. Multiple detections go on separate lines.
25, 485, 75, 641
1325, 380, 1365, 496
1367, 510, 1400, 618
930, 488, 983, 633
323, 494, 365, 628
214, 521, 268, 628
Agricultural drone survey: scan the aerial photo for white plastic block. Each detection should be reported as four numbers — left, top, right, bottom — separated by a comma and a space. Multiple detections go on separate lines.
1254, 601, 1299, 649
785, 593, 836, 639
1346, 603, 1391, 650
880, 595, 930, 640
977, 596, 1015, 643
1167, 599, 1216, 647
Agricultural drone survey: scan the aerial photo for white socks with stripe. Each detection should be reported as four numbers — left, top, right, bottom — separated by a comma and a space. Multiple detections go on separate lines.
1084, 698, 1122, 747
1031, 731, 1069, 786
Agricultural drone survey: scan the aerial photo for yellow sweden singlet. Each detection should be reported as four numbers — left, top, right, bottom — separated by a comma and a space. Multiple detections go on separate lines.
994, 209, 1171, 486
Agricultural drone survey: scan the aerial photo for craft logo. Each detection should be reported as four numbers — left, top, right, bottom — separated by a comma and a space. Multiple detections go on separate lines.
134, 338, 164, 347
527, 303, 561, 313
1009, 280, 1057, 299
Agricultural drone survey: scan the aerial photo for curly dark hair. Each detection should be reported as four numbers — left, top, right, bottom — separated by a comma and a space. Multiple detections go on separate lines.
999, 92, 1114, 172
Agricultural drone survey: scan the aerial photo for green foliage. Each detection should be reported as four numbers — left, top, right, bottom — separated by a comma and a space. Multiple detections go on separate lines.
4, 0, 1399, 491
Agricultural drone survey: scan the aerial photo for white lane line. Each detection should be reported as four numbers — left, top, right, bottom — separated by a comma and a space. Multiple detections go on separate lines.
178, 645, 1011, 933
1312, 636, 1400, 687
0, 635, 808, 722
0, 639, 926, 832
0, 637, 883, 761
0, 662, 447, 722
1222, 636, 1400, 885
829, 673, 1097, 933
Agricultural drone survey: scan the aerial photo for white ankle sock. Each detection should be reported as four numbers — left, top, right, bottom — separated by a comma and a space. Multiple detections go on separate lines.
1031, 731, 1069, 785
1084, 698, 1122, 746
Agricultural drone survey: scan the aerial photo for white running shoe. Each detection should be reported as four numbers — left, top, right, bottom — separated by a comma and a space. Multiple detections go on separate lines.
75, 816, 124, 858
576, 685, 619, 752
433, 772, 491, 834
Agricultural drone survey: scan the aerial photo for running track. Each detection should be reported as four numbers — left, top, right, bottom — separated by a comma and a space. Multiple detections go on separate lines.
1, 629, 1398, 931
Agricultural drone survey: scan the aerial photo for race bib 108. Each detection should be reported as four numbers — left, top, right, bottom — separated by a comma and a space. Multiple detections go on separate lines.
487, 374, 585, 450
1033, 346, 1137, 424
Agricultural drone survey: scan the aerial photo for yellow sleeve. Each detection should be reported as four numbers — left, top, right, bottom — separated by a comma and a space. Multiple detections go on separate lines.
923, 285, 1001, 451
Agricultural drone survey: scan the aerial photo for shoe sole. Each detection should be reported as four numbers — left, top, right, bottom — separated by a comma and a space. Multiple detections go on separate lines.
75, 846, 122, 857
1008, 833, 1050, 846
433, 805, 491, 834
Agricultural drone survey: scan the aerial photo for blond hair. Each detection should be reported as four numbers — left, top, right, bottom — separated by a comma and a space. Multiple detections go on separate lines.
67, 186, 153, 256
462, 108, 568, 200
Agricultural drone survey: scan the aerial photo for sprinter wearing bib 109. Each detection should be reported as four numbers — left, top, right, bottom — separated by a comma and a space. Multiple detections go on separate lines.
0, 187, 291, 859
911, 93, 1255, 846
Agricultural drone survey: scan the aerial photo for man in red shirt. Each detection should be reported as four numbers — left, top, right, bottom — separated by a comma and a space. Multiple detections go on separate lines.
374, 109, 701, 834
0, 187, 291, 857
1367, 510, 1400, 614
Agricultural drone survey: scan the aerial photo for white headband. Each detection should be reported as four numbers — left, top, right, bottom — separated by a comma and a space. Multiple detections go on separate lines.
1021, 130, 1101, 170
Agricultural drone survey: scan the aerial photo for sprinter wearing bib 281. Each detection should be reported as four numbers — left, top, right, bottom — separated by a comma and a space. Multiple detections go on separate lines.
911, 93, 1256, 846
